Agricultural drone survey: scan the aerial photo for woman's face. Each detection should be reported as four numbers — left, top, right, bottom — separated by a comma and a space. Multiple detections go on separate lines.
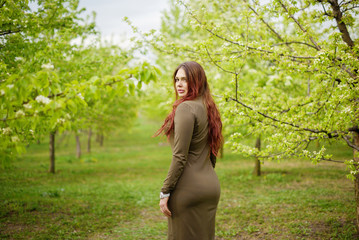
175, 68, 188, 98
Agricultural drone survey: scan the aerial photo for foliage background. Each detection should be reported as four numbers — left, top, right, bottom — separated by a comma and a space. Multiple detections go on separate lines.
1, 0, 358, 238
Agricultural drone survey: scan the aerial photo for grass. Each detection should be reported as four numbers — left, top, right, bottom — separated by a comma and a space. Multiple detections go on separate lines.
0, 117, 357, 239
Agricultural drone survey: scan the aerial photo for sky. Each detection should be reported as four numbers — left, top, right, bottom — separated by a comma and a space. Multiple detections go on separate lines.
78, 0, 170, 47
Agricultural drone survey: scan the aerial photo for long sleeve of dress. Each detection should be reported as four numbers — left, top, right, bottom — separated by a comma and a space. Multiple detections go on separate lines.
161, 102, 195, 194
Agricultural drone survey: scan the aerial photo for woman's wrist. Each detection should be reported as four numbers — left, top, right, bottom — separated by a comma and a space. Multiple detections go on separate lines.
160, 192, 170, 199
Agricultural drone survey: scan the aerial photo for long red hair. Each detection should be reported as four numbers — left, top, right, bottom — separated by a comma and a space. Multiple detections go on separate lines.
155, 61, 223, 158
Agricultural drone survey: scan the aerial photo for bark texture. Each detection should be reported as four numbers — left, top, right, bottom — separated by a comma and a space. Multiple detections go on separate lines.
328, 0, 354, 47
99, 134, 104, 147
87, 128, 92, 153
253, 136, 261, 176
49, 132, 55, 173
76, 134, 81, 159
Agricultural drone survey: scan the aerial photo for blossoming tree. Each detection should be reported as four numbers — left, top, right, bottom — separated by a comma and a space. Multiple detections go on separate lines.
136, 0, 359, 229
0, 0, 159, 172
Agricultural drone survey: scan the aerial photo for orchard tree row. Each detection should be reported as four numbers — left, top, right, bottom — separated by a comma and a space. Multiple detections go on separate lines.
0, 0, 160, 172
130, 0, 359, 229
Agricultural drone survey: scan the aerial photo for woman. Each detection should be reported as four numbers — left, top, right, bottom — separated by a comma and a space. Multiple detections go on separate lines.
156, 61, 223, 240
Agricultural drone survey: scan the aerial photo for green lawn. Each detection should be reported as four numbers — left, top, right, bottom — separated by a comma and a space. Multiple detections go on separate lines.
0, 118, 357, 239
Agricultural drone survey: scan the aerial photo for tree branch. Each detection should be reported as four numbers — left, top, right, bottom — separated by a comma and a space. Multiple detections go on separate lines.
244, 2, 284, 41
343, 135, 359, 151
318, 157, 345, 163
257, 140, 305, 159
349, 126, 359, 134
204, 46, 238, 75
271, 41, 317, 50
279, 100, 315, 113
342, 5, 359, 13
321, 1, 330, 16
179, 1, 317, 61
278, 0, 321, 50
256, 137, 345, 164
227, 96, 335, 136
2, 75, 134, 122
339, 62, 357, 79
0, 29, 21, 36
327, 0, 355, 47
339, 0, 351, 6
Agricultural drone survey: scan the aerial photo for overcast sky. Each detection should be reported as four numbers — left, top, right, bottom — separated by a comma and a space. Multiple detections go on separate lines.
78, 0, 170, 46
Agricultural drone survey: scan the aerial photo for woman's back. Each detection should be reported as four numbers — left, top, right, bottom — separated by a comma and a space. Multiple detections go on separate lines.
158, 61, 222, 240
166, 97, 220, 240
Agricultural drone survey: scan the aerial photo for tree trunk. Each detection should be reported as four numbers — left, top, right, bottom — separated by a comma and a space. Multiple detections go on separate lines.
253, 136, 261, 176
99, 134, 104, 147
354, 129, 359, 232
87, 128, 92, 153
49, 132, 55, 173
75, 134, 81, 159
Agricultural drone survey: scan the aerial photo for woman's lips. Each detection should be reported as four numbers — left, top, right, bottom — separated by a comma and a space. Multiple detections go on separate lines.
178, 90, 184, 93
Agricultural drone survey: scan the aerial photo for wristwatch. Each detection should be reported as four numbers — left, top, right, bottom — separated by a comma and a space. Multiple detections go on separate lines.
160, 192, 170, 199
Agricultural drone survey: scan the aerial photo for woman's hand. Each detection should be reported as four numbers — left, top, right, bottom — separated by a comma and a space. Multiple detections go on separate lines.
159, 197, 171, 217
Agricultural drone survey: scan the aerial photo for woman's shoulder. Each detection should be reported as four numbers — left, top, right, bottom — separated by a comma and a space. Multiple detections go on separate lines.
174, 102, 195, 123
177, 98, 202, 110
176, 101, 194, 113
176, 98, 205, 115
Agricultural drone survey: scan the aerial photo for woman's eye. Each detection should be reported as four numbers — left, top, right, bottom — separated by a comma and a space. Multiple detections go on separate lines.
175, 78, 186, 82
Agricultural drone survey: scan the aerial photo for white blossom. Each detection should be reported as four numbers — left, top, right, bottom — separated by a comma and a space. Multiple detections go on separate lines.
15, 57, 24, 62
11, 136, 20, 142
343, 106, 351, 113
35, 95, 52, 104
7, 84, 14, 89
2, 127, 12, 135
54, 101, 62, 109
0, 89, 5, 96
15, 110, 25, 118
41, 63, 54, 70
77, 93, 84, 100
56, 118, 65, 124
24, 103, 32, 109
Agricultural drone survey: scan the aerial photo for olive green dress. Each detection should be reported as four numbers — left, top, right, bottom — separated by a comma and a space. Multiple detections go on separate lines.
161, 97, 221, 240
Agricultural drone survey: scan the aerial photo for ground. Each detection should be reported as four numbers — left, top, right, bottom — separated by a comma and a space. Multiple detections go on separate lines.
0, 118, 357, 239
